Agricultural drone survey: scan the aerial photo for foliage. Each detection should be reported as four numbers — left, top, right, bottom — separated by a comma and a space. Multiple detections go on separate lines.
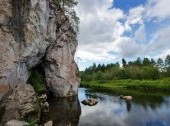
55, 0, 78, 8
122, 58, 127, 68
53, 0, 79, 32
29, 70, 46, 94
81, 55, 170, 82
27, 116, 37, 126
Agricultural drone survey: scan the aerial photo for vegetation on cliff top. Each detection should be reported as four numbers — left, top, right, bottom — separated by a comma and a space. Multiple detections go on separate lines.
54, 0, 80, 32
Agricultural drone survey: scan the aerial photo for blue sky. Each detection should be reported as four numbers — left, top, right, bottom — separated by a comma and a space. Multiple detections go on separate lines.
75, 0, 170, 70
113, 0, 146, 12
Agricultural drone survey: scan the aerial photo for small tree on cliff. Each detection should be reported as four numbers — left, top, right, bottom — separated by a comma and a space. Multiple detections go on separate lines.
62, 0, 78, 7
54, 0, 79, 32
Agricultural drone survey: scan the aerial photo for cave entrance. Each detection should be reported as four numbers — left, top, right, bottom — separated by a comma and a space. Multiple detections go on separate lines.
27, 63, 47, 94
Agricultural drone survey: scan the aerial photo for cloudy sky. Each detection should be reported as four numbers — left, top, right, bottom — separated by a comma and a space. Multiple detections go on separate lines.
75, 0, 170, 70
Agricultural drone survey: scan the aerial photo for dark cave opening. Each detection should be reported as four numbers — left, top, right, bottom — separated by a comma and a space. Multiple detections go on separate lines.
27, 63, 47, 94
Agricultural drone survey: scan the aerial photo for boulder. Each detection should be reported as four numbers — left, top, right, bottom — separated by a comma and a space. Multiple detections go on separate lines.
44, 121, 53, 126
81, 98, 98, 106
39, 94, 47, 100
5, 120, 29, 126
41, 101, 49, 113
119, 95, 132, 101
123, 96, 132, 100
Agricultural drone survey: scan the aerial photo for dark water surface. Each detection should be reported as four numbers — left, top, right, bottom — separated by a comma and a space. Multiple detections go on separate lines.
45, 88, 170, 126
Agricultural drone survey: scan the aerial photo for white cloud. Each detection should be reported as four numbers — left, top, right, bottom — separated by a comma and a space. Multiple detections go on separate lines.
145, 0, 170, 21
133, 23, 146, 43
145, 26, 170, 53
113, 37, 145, 58
75, 0, 170, 70
75, 0, 125, 66
125, 6, 145, 31
76, 43, 116, 62
154, 49, 170, 60
76, 0, 124, 45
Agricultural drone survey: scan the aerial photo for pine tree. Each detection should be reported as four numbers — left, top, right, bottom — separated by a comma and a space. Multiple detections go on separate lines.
165, 55, 170, 68
122, 58, 127, 68
143, 58, 151, 66
157, 58, 164, 72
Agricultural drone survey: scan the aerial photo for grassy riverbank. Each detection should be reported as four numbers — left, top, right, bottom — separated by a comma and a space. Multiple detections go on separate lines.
81, 77, 170, 93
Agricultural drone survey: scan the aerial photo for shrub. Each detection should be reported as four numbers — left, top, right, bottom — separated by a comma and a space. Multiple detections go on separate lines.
29, 70, 46, 94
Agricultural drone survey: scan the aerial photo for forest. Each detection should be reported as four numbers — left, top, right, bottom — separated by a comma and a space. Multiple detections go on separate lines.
81, 55, 170, 81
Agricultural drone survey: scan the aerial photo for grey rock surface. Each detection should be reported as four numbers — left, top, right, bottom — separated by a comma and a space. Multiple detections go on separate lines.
5, 120, 29, 126
44, 120, 53, 126
0, 84, 36, 123
0, 0, 80, 98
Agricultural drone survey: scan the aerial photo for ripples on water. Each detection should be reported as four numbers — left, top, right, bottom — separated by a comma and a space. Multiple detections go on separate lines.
44, 88, 170, 126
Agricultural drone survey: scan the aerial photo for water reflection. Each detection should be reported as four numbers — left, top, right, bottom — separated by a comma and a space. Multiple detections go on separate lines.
43, 96, 81, 126
44, 88, 170, 126
83, 88, 169, 111
85, 93, 105, 102
78, 88, 170, 126
126, 101, 132, 112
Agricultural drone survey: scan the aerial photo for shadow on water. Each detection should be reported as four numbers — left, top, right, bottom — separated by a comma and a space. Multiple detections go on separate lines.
42, 96, 81, 126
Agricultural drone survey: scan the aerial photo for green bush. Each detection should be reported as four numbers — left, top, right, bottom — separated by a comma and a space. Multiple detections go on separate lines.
29, 70, 46, 94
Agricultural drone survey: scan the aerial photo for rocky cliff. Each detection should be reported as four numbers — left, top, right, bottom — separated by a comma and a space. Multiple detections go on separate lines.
0, 0, 80, 98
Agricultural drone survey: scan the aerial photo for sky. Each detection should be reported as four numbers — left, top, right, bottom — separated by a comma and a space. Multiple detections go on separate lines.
75, 0, 170, 71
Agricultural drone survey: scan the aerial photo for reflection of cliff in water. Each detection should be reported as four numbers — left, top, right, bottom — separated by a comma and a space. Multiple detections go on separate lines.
43, 96, 81, 126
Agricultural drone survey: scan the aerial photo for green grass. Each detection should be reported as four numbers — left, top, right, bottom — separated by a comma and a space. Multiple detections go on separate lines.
81, 77, 170, 94
29, 70, 46, 94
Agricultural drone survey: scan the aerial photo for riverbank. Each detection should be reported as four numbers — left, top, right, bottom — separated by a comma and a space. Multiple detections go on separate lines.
81, 78, 170, 96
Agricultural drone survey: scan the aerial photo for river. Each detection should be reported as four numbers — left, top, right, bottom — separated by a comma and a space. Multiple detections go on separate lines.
43, 88, 170, 126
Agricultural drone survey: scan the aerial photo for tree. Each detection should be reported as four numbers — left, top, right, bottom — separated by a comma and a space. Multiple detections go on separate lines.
165, 55, 170, 76
157, 58, 164, 70
82, 57, 162, 81
165, 55, 170, 68
143, 58, 151, 66
94, 71, 103, 80
54, 0, 79, 32
97, 64, 102, 71
55, 0, 78, 8
151, 58, 156, 66
101, 64, 105, 72
135, 57, 142, 67
69, 9, 80, 32
115, 62, 120, 68
92, 63, 97, 72
122, 58, 127, 68
128, 61, 134, 67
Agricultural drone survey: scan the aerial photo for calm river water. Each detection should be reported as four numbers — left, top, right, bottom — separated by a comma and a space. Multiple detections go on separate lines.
44, 88, 170, 126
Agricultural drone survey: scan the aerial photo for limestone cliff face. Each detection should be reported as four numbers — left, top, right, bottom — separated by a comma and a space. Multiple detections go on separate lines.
0, 0, 80, 98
